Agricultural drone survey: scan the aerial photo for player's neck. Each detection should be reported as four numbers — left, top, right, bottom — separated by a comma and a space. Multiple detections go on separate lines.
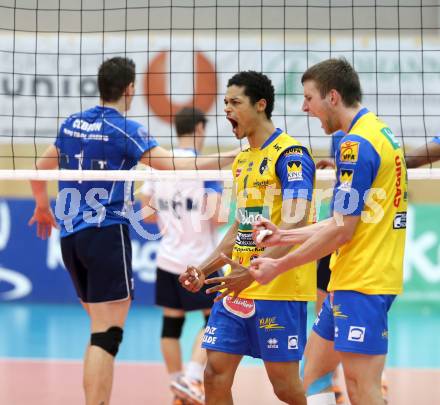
100, 99, 126, 115
247, 120, 276, 149
340, 104, 363, 133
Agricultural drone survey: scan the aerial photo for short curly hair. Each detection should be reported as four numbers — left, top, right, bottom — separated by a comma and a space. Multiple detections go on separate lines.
227, 71, 275, 119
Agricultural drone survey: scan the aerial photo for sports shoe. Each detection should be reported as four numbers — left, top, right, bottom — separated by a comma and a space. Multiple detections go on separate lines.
170, 375, 205, 405
172, 396, 190, 405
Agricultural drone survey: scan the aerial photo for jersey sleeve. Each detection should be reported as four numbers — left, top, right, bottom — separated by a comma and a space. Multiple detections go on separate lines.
332, 134, 381, 216
124, 125, 159, 161
432, 136, 440, 145
204, 180, 223, 194
275, 146, 315, 201
330, 130, 346, 158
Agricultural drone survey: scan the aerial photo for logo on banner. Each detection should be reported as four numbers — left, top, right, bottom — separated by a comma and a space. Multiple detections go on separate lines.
144, 51, 216, 123
0, 201, 32, 300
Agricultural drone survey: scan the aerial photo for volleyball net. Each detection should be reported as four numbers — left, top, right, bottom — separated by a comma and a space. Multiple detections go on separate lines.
0, 0, 440, 182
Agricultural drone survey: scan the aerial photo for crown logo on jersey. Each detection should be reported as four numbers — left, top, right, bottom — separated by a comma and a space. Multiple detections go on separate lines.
286, 160, 303, 182
340, 140, 359, 163
338, 169, 354, 191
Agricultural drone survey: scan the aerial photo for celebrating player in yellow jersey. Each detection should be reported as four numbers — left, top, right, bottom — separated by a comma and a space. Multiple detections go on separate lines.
180, 71, 316, 405
251, 58, 408, 405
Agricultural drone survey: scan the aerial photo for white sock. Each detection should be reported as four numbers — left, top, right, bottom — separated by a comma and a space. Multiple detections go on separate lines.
170, 371, 182, 382
307, 392, 336, 405
185, 361, 204, 381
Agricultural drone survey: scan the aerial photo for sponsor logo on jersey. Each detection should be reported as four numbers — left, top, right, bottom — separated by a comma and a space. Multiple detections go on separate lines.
267, 338, 279, 349
237, 206, 270, 231
203, 326, 218, 345
259, 157, 269, 174
348, 326, 366, 342
235, 167, 242, 178
287, 160, 303, 182
340, 140, 359, 163
259, 316, 285, 331
223, 296, 256, 318
394, 155, 404, 207
338, 169, 354, 191
283, 146, 303, 157
332, 304, 348, 319
393, 212, 407, 229
288, 335, 299, 350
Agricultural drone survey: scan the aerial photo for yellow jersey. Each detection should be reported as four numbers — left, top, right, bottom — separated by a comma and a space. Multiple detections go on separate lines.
328, 108, 407, 294
228, 129, 316, 301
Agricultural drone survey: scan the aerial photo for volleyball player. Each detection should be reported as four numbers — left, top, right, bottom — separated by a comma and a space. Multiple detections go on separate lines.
180, 71, 316, 405
28, 57, 239, 405
250, 58, 407, 405
140, 107, 224, 405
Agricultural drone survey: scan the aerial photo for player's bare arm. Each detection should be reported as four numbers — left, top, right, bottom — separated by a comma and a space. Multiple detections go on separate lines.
139, 193, 159, 223
179, 220, 239, 292
254, 215, 334, 247
250, 213, 359, 285
405, 141, 440, 168
140, 144, 243, 170
28, 144, 59, 239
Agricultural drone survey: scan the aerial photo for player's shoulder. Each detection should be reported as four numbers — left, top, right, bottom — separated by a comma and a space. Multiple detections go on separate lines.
338, 133, 379, 165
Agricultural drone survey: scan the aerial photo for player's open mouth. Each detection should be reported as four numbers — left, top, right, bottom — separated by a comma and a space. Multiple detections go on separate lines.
227, 117, 239, 135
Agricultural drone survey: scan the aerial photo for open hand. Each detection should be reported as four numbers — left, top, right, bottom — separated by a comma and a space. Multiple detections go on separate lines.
28, 206, 57, 240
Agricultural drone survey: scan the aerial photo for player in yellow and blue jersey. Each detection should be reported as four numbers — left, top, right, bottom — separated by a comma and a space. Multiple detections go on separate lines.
180, 71, 316, 405
249, 58, 407, 405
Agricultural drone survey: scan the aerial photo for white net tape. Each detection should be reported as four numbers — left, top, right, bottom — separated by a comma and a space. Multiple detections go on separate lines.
0, 168, 438, 182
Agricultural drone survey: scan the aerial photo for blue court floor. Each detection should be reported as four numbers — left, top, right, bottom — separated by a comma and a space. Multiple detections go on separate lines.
1, 300, 439, 368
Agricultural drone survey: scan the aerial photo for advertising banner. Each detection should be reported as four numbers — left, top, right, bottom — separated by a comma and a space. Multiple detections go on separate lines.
1, 198, 439, 304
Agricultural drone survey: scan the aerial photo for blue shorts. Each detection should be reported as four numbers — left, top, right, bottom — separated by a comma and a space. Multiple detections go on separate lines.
312, 291, 396, 355
202, 296, 307, 362
61, 224, 133, 303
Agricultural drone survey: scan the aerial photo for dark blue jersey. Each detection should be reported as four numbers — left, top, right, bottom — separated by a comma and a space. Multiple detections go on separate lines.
55, 105, 158, 237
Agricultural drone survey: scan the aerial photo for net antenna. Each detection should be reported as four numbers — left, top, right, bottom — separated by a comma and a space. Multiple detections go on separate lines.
0, 1, 439, 181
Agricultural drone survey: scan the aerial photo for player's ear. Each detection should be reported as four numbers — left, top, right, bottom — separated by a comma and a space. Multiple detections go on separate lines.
256, 98, 267, 113
328, 89, 340, 106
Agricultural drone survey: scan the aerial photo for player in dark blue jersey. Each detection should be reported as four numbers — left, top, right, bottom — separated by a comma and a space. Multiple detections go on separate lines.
28, 57, 239, 405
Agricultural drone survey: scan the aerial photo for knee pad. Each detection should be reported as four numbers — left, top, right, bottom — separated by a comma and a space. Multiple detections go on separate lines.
162, 316, 185, 339
91, 326, 123, 357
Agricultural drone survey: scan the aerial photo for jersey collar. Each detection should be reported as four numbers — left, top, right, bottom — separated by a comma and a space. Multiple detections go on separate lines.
261, 128, 283, 150
348, 107, 369, 133
96, 105, 122, 116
